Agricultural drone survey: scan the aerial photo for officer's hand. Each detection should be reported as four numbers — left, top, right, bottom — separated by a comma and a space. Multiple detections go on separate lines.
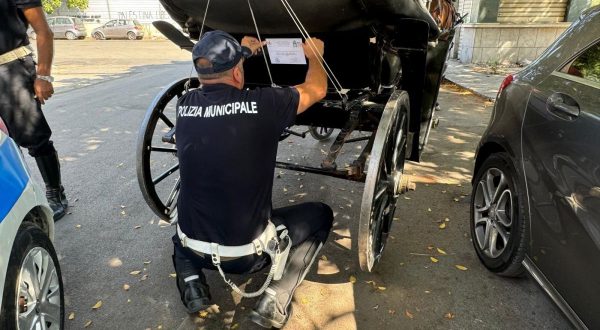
302, 38, 324, 61
34, 79, 54, 105
241, 36, 266, 56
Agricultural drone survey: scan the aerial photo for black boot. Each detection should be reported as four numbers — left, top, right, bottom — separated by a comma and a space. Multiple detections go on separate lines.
250, 288, 292, 329
35, 152, 67, 221
172, 254, 212, 313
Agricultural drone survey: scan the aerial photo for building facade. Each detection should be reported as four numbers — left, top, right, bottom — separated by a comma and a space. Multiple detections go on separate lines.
453, 0, 599, 64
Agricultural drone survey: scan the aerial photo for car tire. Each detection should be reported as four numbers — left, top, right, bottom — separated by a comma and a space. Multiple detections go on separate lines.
470, 152, 528, 277
127, 32, 137, 40
65, 31, 76, 40
92, 32, 103, 40
308, 126, 335, 141
0, 223, 64, 329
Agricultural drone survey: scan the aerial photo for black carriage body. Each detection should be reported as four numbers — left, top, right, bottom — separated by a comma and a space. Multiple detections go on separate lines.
161, 0, 453, 161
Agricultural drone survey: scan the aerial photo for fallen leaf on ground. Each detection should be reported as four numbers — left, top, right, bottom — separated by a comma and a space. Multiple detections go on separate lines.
349, 275, 357, 284
430, 257, 439, 263
365, 280, 376, 285
199, 311, 208, 318
123, 284, 130, 291
75, 224, 81, 228
169, 273, 177, 278
405, 310, 414, 319
453, 198, 460, 202
120, 211, 126, 216
445, 218, 450, 222
84, 320, 92, 328
427, 245, 434, 250
377, 286, 386, 291
389, 309, 396, 315
231, 323, 239, 329
320, 255, 328, 261
300, 297, 309, 304
92, 300, 102, 309
445, 312, 455, 319
427, 208, 432, 212
455, 265, 468, 271
283, 187, 288, 192
129, 270, 141, 275
143, 261, 151, 265
373, 304, 379, 310
140, 274, 148, 281
437, 248, 447, 255
68, 312, 75, 320
134, 225, 141, 229
158, 220, 170, 227
439, 223, 447, 229
288, 199, 296, 203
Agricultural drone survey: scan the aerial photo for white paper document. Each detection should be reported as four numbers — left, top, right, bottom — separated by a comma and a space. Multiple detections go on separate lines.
266, 38, 306, 65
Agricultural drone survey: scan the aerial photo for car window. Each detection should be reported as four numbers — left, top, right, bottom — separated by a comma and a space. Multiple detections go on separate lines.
59, 18, 70, 25
72, 17, 83, 25
47, 18, 55, 25
561, 41, 600, 84
105, 20, 116, 27
119, 20, 127, 26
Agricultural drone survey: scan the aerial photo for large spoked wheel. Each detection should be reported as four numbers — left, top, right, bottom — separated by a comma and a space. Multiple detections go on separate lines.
136, 77, 199, 222
470, 152, 528, 277
358, 90, 410, 271
0, 224, 64, 330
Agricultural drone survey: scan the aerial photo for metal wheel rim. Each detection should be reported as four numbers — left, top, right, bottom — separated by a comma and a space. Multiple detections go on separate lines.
127, 32, 136, 40
66, 32, 75, 40
358, 90, 408, 271
16, 247, 61, 330
473, 167, 513, 258
93, 32, 102, 40
136, 78, 194, 221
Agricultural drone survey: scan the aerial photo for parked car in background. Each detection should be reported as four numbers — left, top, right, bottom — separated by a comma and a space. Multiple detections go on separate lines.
0, 117, 64, 329
29, 16, 87, 40
469, 5, 600, 329
91, 19, 145, 40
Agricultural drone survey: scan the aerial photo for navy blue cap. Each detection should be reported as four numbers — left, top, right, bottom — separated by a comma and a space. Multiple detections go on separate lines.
192, 30, 253, 75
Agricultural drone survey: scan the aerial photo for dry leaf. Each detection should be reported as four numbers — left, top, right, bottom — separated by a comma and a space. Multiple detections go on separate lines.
84, 320, 92, 328
405, 310, 414, 319
283, 187, 288, 192
92, 300, 102, 309
231, 323, 240, 330
300, 297, 309, 304
75, 224, 81, 228
430, 257, 439, 263
377, 286, 386, 291
140, 274, 148, 281
445, 218, 450, 222
427, 208, 432, 212
439, 223, 447, 229
158, 220, 170, 227
130, 270, 141, 275
120, 210, 126, 216
445, 312, 455, 319
388, 309, 396, 315
134, 225, 141, 229
437, 248, 447, 255
427, 245, 434, 250
288, 199, 296, 203
199, 311, 208, 318
453, 198, 459, 202
320, 255, 328, 261
349, 275, 357, 284
143, 261, 151, 265
68, 312, 75, 320
455, 265, 468, 271
169, 273, 177, 278
123, 284, 130, 291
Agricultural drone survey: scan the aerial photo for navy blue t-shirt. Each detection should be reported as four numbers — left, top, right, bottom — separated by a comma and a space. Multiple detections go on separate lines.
0, 0, 41, 54
176, 84, 299, 246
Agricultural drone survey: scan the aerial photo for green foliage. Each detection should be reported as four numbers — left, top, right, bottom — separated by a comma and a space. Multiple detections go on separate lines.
41, 0, 88, 14
572, 43, 600, 83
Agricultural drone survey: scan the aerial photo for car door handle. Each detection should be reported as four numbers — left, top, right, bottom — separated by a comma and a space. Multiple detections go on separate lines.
547, 93, 580, 119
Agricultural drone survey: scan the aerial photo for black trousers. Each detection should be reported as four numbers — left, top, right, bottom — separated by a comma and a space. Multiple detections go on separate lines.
0, 55, 55, 157
173, 202, 334, 307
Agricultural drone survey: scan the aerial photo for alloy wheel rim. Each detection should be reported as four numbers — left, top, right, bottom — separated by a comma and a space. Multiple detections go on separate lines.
16, 247, 61, 330
473, 168, 513, 258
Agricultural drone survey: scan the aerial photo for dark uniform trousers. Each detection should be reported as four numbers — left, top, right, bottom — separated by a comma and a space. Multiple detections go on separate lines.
0, 55, 55, 157
173, 202, 334, 310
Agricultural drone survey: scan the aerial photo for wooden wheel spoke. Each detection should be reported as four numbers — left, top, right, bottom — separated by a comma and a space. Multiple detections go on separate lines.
153, 164, 179, 185
159, 113, 174, 128
150, 146, 177, 154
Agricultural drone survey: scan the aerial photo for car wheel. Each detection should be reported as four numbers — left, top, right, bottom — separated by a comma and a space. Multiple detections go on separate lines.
65, 31, 76, 40
127, 32, 136, 40
92, 32, 103, 40
470, 152, 528, 277
0, 223, 64, 329
308, 126, 335, 141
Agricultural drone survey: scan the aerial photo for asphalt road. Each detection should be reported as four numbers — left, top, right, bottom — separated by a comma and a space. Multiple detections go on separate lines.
29, 40, 571, 329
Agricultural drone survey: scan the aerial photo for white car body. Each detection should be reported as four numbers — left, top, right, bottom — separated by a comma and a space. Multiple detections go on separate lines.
0, 131, 54, 310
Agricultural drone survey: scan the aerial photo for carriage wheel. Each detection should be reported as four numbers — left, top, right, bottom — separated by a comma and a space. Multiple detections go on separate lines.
358, 90, 410, 271
308, 126, 335, 141
136, 77, 199, 222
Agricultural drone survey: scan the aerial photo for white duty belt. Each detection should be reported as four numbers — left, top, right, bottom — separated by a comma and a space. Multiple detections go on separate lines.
0, 46, 32, 66
177, 221, 292, 298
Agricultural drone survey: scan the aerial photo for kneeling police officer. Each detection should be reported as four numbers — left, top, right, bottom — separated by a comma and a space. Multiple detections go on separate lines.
173, 30, 333, 328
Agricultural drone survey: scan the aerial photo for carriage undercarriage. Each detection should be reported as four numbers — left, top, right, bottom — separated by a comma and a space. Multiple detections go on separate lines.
136, 0, 459, 272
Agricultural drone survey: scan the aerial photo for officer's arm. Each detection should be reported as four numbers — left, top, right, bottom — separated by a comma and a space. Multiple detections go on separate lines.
294, 38, 327, 114
22, 6, 54, 103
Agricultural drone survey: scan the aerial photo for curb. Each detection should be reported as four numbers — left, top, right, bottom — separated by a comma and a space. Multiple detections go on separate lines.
442, 77, 495, 101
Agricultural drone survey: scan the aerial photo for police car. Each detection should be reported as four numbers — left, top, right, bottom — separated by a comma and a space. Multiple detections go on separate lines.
0, 118, 64, 329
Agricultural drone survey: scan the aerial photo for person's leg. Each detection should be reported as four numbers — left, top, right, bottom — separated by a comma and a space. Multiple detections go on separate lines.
251, 202, 333, 328
172, 235, 212, 313
0, 56, 66, 220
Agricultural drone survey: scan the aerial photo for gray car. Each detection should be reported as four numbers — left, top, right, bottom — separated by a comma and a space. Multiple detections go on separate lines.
28, 16, 87, 40
91, 19, 145, 40
470, 5, 600, 329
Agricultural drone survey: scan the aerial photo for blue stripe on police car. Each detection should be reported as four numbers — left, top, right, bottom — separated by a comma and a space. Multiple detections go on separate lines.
0, 138, 29, 222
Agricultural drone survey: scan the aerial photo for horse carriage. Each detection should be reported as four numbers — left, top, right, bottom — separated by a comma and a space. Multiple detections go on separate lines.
136, 0, 459, 272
